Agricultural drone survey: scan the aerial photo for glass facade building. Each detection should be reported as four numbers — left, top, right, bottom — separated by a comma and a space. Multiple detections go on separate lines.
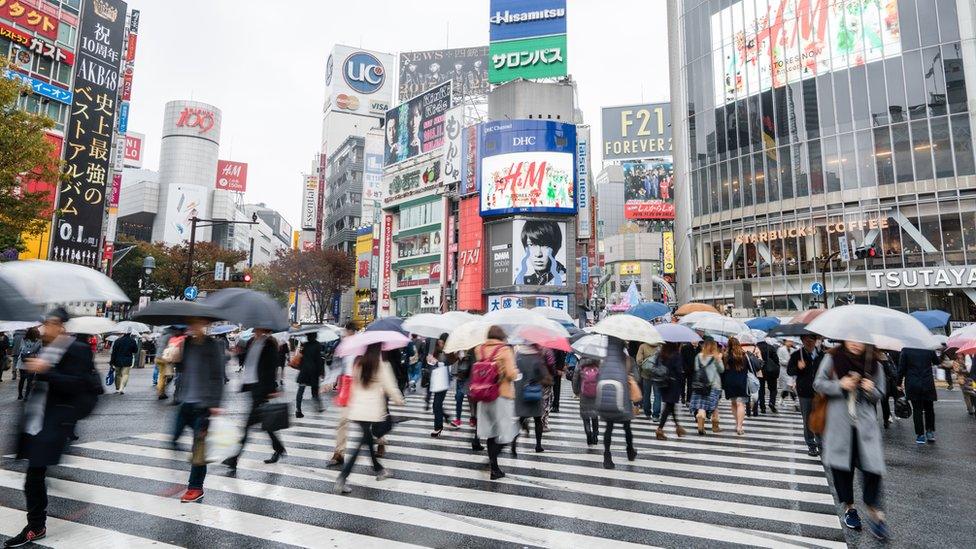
671, 0, 976, 319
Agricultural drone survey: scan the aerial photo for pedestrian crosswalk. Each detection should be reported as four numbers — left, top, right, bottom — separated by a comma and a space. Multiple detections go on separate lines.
1, 387, 846, 548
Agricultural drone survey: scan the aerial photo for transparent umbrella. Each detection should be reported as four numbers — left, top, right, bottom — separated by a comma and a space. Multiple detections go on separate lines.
65, 316, 117, 335
113, 321, 152, 333
588, 314, 662, 345
694, 315, 751, 337
403, 313, 459, 338
806, 305, 938, 350
0, 260, 129, 304
444, 321, 492, 354
677, 310, 721, 328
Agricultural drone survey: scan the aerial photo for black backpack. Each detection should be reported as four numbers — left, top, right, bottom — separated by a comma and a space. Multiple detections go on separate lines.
691, 357, 713, 395
649, 360, 671, 388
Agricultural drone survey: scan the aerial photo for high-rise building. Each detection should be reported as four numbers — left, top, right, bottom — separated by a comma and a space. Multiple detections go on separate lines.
670, 0, 976, 319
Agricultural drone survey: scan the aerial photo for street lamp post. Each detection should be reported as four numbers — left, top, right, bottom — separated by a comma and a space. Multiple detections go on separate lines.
183, 213, 259, 289
820, 250, 841, 309
138, 255, 155, 308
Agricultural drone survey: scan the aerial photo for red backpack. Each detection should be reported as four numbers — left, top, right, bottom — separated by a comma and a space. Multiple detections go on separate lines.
468, 345, 504, 403
580, 364, 600, 398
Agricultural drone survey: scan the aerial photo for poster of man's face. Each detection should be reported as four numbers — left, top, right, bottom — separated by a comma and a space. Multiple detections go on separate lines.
512, 219, 567, 287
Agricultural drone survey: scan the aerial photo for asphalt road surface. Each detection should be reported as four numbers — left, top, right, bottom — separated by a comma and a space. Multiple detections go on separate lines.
0, 358, 972, 548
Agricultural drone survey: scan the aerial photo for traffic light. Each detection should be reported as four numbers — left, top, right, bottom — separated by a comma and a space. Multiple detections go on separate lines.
230, 272, 244, 282
853, 244, 879, 259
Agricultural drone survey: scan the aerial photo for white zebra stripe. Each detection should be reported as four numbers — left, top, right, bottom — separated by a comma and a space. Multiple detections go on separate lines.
0, 505, 180, 548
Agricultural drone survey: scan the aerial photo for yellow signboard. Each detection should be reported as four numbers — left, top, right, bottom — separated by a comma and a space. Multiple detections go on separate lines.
18, 221, 51, 260
663, 231, 676, 274
619, 262, 641, 275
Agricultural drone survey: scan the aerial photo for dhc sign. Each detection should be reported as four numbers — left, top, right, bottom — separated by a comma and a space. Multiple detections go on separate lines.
343, 51, 385, 94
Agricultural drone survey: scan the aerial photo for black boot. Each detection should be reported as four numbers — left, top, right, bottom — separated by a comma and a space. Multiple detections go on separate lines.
264, 451, 284, 464
603, 451, 615, 469
626, 446, 637, 462
221, 456, 238, 470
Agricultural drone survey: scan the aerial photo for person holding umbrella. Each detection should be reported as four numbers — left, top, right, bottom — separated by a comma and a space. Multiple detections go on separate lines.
295, 331, 325, 418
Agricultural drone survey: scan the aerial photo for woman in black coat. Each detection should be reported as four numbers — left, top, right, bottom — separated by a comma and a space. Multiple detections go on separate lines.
296, 333, 325, 418
897, 347, 938, 444
655, 343, 686, 440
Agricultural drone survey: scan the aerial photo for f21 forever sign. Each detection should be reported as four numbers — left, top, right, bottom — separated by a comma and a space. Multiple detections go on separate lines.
51, 0, 128, 267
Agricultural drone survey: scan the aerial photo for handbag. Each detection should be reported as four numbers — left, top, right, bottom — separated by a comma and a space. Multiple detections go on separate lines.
260, 401, 290, 432
893, 393, 913, 419
204, 415, 242, 463
522, 382, 543, 402
105, 366, 115, 386
429, 363, 450, 393
809, 393, 828, 434
288, 350, 302, 369
629, 376, 643, 402
747, 371, 761, 397
335, 374, 352, 407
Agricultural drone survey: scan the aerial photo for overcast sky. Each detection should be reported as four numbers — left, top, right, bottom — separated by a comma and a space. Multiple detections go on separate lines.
124, 0, 670, 227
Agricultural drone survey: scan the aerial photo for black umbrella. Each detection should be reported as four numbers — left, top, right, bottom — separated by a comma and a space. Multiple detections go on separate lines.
0, 278, 42, 322
365, 317, 406, 335
203, 288, 289, 331
767, 323, 815, 337
132, 300, 225, 326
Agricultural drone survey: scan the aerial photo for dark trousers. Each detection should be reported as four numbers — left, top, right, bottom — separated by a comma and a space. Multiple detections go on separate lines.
18, 372, 34, 399
942, 367, 954, 389
765, 375, 778, 408
240, 395, 285, 455
641, 379, 662, 417
684, 374, 694, 403
173, 403, 210, 489
831, 427, 882, 507
582, 417, 599, 440
516, 416, 543, 448
339, 421, 382, 480
658, 402, 680, 429
751, 380, 767, 414
551, 375, 562, 412
910, 399, 936, 435
432, 390, 447, 431
879, 394, 892, 424
25, 466, 47, 528
603, 420, 634, 453
454, 383, 466, 420
798, 397, 819, 450
486, 437, 503, 473
296, 381, 321, 414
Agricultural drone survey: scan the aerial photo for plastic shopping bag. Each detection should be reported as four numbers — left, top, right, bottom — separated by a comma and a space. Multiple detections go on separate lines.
429, 363, 450, 393
204, 415, 241, 464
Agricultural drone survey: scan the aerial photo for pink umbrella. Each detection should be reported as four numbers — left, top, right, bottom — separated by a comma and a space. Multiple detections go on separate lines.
515, 325, 572, 352
335, 330, 409, 357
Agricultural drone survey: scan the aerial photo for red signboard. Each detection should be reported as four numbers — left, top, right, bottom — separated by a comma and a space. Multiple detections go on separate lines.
624, 201, 676, 220
0, 1, 59, 40
125, 32, 137, 62
108, 173, 121, 208
215, 160, 248, 192
0, 20, 73, 64
176, 107, 216, 134
381, 214, 393, 309
119, 63, 133, 101
456, 197, 484, 311
123, 133, 143, 166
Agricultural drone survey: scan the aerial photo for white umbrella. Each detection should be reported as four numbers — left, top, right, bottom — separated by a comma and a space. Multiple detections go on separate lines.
0, 320, 41, 333
483, 308, 558, 336
694, 315, 751, 337
806, 304, 938, 350
442, 311, 479, 325
589, 314, 662, 345
113, 321, 152, 333
444, 320, 492, 354
65, 316, 117, 334
532, 306, 573, 324
403, 313, 459, 338
749, 328, 768, 340
677, 310, 721, 328
571, 333, 608, 358
734, 331, 758, 345
0, 260, 129, 304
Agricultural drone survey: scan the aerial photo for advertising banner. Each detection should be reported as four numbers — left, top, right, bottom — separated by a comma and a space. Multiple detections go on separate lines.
460, 123, 480, 196
576, 126, 591, 239
601, 103, 672, 161
479, 120, 576, 216
421, 287, 441, 310
381, 214, 394, 309
512, 219, 567, 286
117, 101, 129, 133
162, 185, 205, 243
3, 69, 72, 104
355, 231, 373, 290
325, 45, 395, 116
623, 159, 675, 220
663, 231, 676, 274
215, 160, 248, 192
442, 106, 464, 184
363, 130, 384, 224
0, 1, 59, 39
384, 81, 452, 166
50, 0, 127, 267
0, 20, 74, 64
489, 0, 566, 42
488, 294, 569, 312
488, 34, 567, 84
487, 221, 514, 289
301, 175, 319, 230
457, 197, 484, 311
384, 157, 442, 205
712, 0, 901, 105
398, 47, 489, 103
123, 131, 144, 167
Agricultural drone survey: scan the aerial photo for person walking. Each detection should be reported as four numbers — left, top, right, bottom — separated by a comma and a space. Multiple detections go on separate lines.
897, 346, 939, 445
15, 328, 42, 401
550, 349, 566, 413
655, 342, 686, 440
939, 349, 955, 390
680, 341, 700, 404
473, 326, 519, 480
572, 356, 601, 445
334, 343, 404, 494
295, 332, 325, 418
170, 317, 225, 503
223, 328, 286, 469
636, 341, 661, 421
428, 335, 455, 437
512, 344, 551, 454
7, 309, 101, 548
877, 350, 899, 429
690, 338, 724, 435
777, 338, 798, 410
813, 340, 889, 541
788, 334, 824, 456
0, 332, 10, 383
757, 338, 780, 413
109, 330, 139, 395
722, 338, 751, 435
405, 336, 421, 392
450, 350, 472, 429
327, 322, 359, 467
155, 326, 184, 400
277, 339, 290, 389
597, 336, 638, 469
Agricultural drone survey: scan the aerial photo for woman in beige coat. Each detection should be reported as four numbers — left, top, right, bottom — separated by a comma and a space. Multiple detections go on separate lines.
334, 343, 404, 495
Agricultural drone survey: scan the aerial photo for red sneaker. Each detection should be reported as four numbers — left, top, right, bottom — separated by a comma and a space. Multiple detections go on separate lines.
468, 418, 477, 427
450, 419, 462, 428
180, 488, 204, 503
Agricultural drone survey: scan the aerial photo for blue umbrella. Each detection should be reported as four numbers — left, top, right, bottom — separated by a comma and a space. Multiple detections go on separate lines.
627, 302, 671, 322
745, 317, 781, 331
910, 310, 950, 330
366, 317, 407, 335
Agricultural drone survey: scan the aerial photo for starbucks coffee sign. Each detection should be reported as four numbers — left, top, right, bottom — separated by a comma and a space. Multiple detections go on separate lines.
868, 267, 976, 290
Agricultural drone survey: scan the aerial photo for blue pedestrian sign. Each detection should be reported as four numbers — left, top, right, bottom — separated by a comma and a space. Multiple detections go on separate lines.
184, 286, 199, 301
811, 282, 825, 296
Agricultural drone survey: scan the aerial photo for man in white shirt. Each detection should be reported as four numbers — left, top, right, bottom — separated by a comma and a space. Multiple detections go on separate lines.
777, 339, 798, 410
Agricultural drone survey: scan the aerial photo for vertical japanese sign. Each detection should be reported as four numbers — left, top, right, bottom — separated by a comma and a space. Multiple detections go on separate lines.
663, 231, 676, 274
460, 123, 480, 196
362, 131, 384, 225
442, 106, 464, 183
381, 214, 394, 310
51, 0, 127, 266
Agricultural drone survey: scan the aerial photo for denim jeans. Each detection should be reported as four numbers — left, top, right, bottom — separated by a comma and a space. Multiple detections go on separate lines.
408, 363, 421, 387
455, 382, 466, 420
641, 379, 661, 417
173, 403, 210, 489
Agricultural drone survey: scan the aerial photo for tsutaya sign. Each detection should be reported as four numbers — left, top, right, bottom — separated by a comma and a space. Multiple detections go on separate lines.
735, 216, 890, 245
868, 267, 976, 290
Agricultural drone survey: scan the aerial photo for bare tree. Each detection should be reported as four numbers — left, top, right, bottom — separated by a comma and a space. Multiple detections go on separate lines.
269, 248, 354, 323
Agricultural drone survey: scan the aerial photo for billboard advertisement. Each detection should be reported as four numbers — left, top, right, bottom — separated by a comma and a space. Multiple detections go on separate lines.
460, 123, 480, 196
355, 231, 373, 290
623, 159, 674, 220
489, 0, 567, 42
488, 34, 567, 84
0, 1, 59, 40
488, 294, 569, 312
711, 0, 901, 105
384, 156, 442, 205
384, 81, 452, 166
215, 160, 248, 192
381, 214, 394, 309
325, 45, 395, 116
163, 185, 206, 243
363, 130, 384, 224
480, 120, 576, 216
398, 47, 489, 103
487, 219, 568, 288
663, 231, 676, 274
51, 0, 127, 267
3, 69, 72, 104
457, 197, 484, 311
442, 106, 464, 184
0, 20, 74, 65
122, 132, 144, 168
301, 175, 318, 230
602, 103, 672, 161
576, 126, 591, 239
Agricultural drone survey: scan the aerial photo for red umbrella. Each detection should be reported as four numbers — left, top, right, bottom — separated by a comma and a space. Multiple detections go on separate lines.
514, 325, 572, 352
790, 309, 826, 324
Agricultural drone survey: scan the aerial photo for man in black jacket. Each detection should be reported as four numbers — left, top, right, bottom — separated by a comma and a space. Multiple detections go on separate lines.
223, 329, 285, 470
787, 334, 824, 456
295, 332, 325, 418
8, 308, 97, 548
109, 330, 139, 394
756, 340, 780, 414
